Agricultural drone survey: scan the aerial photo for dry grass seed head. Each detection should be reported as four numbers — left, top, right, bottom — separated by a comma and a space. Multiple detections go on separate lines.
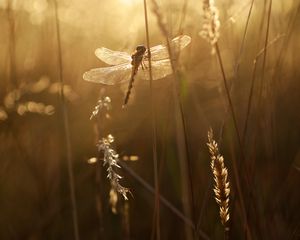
98, 134, 130, 202
200, 0, 220, 54
207, 128, 230, 226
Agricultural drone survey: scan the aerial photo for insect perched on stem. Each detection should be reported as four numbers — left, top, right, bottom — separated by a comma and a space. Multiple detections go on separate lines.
83, 35, 191, 106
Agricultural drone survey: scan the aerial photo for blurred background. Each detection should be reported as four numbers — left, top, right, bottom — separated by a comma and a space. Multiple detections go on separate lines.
0, 0, 299, 239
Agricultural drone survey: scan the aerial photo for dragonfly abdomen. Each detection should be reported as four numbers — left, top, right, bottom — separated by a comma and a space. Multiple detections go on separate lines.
123, 46, 146, 107
123, 67, 138, 106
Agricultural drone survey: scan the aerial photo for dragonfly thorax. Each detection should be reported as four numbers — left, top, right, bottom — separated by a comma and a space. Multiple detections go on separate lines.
136, 45, 146, 54
131, 45, 146, 66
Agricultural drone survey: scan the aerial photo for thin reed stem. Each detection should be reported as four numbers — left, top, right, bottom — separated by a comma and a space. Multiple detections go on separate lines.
258, 0, 272, 108
216, 0, 254, 145
119, 161, 210, 240
150, 3, 196, 239
53, 1, 80, 239
7, 0, 17, 89
214, 43, 252, 240
93, 122, 105, 238
215, 44, 243, 162
215, 0, 254, 142
143, 1, 160, 239
235, 0, 254, 75
242, 35, 284, 144
178, 0, 189, 35
272, 3, 300, 90
121, 201, 131, 240
245, 3, 273, 237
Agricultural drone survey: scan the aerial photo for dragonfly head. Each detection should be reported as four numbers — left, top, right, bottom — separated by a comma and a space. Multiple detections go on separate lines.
136, 45, 146, 54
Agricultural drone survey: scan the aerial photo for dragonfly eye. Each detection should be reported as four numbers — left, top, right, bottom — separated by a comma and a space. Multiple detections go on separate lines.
136, 45, 146, 53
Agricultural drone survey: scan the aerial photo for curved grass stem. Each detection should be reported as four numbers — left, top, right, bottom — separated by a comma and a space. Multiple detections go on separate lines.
150, 1, 196, 239
215, 42, 252, 240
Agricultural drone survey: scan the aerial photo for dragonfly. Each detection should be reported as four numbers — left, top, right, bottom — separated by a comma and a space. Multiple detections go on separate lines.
83, 35, 191, 106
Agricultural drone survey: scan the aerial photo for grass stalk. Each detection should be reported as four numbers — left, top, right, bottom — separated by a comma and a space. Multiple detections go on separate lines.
272, 2, 300, 90
121, 201, 131, 240
216, 0, 254, 144
245, 2, 273, 237
143, 1, 161, 239
150, 2, 196, 239
257, 0, 272, 108
197, 3, 255, 235
93, 122, 105, 238
119, 161, 210, 240
53, 1, 80, 239
234, 0, 255, 76
6, 0, 17, 89
242, 35, 284, 145
215, 42, 252, 240
178, 0, 189, 35
200, 7, 251, 237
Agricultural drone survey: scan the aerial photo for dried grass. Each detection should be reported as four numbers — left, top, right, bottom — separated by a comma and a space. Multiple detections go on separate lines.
207, 128, 230, 238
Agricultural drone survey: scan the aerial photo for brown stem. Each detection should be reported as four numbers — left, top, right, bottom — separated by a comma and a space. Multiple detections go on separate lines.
53, 1, 80, 239
143, 1, 160, 239
215, 43, 252, 240
150, 3, 196, 239
119, 161, 210, 240
7, 0, 17, 89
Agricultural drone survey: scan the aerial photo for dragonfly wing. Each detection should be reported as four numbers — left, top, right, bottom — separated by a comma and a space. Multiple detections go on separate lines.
83, 63, 132, 85
138, 59, 172, 81
95, 47, 132, 65
149, 35, 191, 61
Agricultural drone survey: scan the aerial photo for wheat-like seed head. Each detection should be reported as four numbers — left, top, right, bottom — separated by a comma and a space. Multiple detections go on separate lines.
207, 128, 230, 227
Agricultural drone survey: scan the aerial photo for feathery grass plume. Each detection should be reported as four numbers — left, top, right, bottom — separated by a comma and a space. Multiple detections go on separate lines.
97, 134, 130, 201
200, 0, 220, 54
207, 128, 230, 230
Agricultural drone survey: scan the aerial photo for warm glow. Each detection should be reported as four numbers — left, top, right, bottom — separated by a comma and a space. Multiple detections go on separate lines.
0, 0, 298, 239
119, 0, 139, 6
87, 157, 98, 164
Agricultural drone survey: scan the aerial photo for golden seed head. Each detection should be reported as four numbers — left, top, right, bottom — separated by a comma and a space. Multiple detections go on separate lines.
207, 128, 230, 227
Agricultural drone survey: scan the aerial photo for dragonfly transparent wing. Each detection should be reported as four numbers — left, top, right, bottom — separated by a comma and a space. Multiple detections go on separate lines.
138, 59, 173, 81
83, 63, 132, 85
95, 47, 132, 65
148, 35, 191, 61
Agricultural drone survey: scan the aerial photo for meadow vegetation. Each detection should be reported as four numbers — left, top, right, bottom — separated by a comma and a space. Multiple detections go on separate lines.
0, 0, 300, 239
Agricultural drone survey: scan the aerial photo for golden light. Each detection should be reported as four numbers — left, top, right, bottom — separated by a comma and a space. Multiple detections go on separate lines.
30, 76, 50, 93
122, 155, 139, 161
4, 90, 21, 109
118, 0, 139, 6
44, 105, 55, 115
87, 157, 98, 164
0, 108, 8, 121
32, 0, 48, 12
17, 104, 27, 116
